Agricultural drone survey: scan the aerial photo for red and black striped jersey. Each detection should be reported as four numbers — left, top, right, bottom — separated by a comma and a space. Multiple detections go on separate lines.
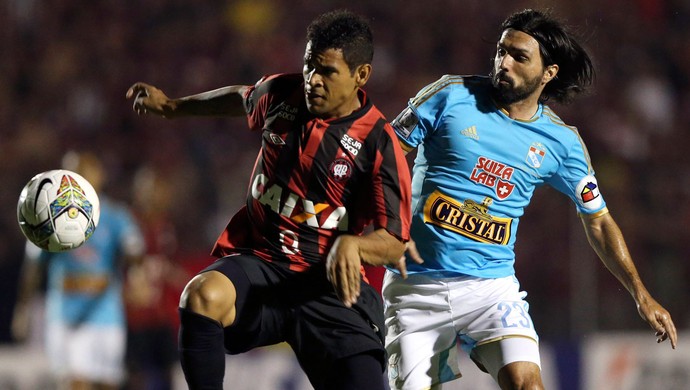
212, 73, 411, 272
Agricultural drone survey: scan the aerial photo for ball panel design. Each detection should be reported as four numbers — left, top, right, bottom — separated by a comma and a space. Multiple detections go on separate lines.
17, 169, 100, 252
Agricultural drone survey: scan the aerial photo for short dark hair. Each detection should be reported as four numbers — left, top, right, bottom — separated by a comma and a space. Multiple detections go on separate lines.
306, 9, 374, 73
501, 9, 594, 104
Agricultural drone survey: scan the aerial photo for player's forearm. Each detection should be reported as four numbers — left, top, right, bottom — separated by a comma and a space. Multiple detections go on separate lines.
351, 228, 406, 267
581, 212, 648, 300
172, 86, 248, 117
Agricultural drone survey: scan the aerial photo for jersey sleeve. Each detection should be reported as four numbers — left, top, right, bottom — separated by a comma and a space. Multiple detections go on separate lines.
371, 122, 412, 241
244, 73, 300, 133
547, 135, 607, 215
243, 75, 273, 132
391, 75, 460, 149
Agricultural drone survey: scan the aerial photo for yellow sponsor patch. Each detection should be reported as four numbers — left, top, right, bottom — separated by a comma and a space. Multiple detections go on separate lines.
423, 190, 512, 245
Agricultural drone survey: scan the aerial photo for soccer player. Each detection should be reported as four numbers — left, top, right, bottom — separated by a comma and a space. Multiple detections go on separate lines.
126, 10, 412, 390
13, 151, 145, 390
384, 9, 677, 390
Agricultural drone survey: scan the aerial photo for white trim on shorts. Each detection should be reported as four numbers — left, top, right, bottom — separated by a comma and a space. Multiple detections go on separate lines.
383, 270, 540, 389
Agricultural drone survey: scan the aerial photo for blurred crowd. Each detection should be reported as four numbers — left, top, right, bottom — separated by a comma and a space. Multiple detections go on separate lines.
1, 0, 689, 349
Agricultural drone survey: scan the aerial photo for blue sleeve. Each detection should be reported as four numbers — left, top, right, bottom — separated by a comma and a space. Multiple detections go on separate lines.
391, 75, 462, 149
547, 135, 607, 215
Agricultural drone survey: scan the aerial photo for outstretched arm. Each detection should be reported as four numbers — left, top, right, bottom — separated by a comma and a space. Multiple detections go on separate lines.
581, 211, 677, 349
126, 82, 249, 118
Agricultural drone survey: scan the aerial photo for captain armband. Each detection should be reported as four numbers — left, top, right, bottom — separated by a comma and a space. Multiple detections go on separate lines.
391, 106, 419, 140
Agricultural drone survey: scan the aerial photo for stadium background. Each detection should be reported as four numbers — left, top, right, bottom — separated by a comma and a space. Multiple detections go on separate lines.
1, 0, 688, 389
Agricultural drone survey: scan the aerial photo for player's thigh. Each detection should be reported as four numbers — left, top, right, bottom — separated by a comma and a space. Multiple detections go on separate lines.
459, 276, 539, 355
387, 329, 460, 390
471, 336, 542, 387
293, 281, 386, 386
383, 271, 461, 390
190, 254, 278, 328
208, 255, 288, 353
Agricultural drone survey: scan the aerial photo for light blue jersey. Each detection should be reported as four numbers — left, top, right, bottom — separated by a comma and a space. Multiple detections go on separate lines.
391, 75, 607, 278
29, 197, 144, 326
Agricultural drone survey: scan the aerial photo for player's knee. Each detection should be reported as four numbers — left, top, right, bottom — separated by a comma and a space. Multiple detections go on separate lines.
497, 362, 544, 390
179, 271, 236, 324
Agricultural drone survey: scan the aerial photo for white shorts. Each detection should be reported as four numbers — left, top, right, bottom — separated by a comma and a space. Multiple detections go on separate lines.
383, 271, 540, 389
46, 322, 126, 385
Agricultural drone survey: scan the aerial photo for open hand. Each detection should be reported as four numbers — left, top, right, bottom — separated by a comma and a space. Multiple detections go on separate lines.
326, 235, 361, 307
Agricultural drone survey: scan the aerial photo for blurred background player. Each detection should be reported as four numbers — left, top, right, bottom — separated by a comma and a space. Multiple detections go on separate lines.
124, 165, 189, 390
12, 151, 145, 390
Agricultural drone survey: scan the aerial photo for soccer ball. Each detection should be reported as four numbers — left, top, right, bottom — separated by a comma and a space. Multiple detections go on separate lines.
17, 169, 100, 252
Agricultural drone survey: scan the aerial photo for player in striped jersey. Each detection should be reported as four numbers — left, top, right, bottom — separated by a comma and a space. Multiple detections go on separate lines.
384, 9, 677, 390
127, 10, 412, 390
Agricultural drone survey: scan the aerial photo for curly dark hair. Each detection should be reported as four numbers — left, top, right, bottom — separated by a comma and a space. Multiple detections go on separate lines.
306, 9, 374, 74
501, 9, 595, 104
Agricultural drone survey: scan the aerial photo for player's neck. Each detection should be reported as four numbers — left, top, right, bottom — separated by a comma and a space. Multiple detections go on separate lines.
499, 96, 540, 121
322, 92, 363, 120
339, 90, 364, 118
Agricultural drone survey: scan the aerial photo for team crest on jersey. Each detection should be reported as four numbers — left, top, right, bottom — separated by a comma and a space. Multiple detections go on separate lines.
469, 156, 515, 200
423, 190, 512, 245
576, 175, 603, 210
526, 142, 546, 169
330, 158, 353, 182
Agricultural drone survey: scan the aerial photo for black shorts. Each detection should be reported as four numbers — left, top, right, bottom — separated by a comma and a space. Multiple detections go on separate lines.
202, 254, 386, 372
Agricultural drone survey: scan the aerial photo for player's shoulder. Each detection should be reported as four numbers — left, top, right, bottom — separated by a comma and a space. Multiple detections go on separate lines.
426, 74, 486, 87
411, 74, 490, 107
540, 104, 581, 139
256, 73, 302, 85
253, 73, 303, 95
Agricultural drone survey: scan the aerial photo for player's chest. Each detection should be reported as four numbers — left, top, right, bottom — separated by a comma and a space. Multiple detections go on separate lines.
260, 118, 369, 189
430, 114, 565, 181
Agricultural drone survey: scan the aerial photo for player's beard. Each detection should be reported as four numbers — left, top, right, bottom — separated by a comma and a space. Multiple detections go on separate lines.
491, 71, 542, 105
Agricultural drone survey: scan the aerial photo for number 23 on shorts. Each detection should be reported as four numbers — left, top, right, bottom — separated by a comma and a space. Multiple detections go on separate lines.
498, 301, 533, 328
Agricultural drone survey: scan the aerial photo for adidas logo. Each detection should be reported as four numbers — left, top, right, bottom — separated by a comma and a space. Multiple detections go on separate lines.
461, 126, 479, 140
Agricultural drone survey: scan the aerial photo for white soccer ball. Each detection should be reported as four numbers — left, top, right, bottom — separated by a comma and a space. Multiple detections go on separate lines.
17, 169, 101, 252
